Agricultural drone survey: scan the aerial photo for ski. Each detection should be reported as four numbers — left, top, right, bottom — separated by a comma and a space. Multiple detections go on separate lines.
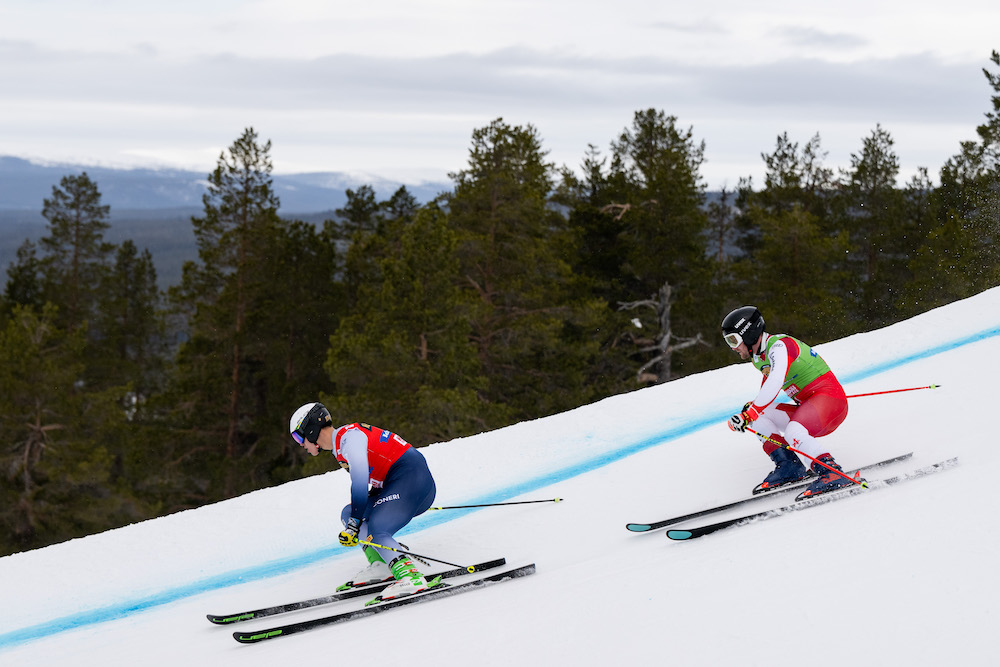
364, 574, 443, 606
666, 457, 958, 541
232, 563, 537, 644
207, 557, 506, 625
625, 452, 913, 533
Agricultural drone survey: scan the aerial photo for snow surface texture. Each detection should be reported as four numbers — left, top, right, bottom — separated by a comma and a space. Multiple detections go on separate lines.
2, 288, 998, 666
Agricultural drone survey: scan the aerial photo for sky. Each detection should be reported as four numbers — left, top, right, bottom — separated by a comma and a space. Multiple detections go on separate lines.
0, 286, 997, 665
1, 2, 998, 189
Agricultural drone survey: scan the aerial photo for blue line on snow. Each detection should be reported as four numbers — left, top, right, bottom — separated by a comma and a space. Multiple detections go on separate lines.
2, 323, 997, 650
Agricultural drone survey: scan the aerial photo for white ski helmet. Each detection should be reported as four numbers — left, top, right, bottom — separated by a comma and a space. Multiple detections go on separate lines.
289, 402, 332, 444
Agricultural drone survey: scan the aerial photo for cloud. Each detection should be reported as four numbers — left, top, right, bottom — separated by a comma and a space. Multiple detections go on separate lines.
769, 25, 868, 50
0, 37, 992, 187
1, 40, 985, 123
648, 19, 728, 35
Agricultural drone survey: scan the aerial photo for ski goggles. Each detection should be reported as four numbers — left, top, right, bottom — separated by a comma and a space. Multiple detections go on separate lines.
724, 332, 744, 349
291, 403, 330, 444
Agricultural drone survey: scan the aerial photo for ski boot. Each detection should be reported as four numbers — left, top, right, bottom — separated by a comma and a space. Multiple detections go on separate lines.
377, 556, 431, 601
336, 544, 391, 590
798, 455, 862, 499
753, 447, 810, 494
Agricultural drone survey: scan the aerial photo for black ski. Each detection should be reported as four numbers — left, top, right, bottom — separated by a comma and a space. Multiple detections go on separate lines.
232, 563, 537, 643
207, 557, 506, 625
626, 452, 913, 533
666, 457, 958, 541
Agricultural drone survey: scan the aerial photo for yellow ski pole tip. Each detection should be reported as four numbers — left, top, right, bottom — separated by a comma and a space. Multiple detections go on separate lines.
466, 566, 475, 573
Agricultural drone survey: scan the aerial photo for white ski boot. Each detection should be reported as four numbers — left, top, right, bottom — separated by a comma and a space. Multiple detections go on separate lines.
378, 556, 430, 600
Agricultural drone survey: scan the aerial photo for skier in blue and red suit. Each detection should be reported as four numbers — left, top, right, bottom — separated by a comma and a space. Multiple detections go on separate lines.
289, 402, 436, 600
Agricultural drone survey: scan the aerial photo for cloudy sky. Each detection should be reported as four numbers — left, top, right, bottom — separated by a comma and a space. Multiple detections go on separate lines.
1, 0, 997, 189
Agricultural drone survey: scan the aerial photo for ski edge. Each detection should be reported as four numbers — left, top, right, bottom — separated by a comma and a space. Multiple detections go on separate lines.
626, 451, 914, 532
207, 557, 507, 625
666, 457, 958, 541
232, 563, 537, 644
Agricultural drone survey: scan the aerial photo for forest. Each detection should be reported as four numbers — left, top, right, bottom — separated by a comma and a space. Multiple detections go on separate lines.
1, 51, 997, 557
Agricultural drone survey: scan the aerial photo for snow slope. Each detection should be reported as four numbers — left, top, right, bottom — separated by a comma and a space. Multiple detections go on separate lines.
2, 288, 999, 666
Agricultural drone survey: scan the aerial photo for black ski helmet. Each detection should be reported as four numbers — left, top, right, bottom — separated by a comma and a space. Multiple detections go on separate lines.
721, 306, 765, 349
289, 402, 333, 444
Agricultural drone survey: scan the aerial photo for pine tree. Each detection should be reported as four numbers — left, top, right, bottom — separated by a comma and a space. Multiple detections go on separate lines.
553, 146, 637, 394
39, 172, 113, 331
91, 240, 165, 396
167, 128, 285, 497
0, 305, 147, 555
2, 240, 45, 315
735, 132, 851, 342
906, 51, 1000, 310
447, 118, 605, 419
734, 205, 851, 341
838, 124, 909, 327
325, 202, 486, 442
604, 109, 714, 381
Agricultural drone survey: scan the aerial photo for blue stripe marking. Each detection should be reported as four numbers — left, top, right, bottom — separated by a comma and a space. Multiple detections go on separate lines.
2, 322, 998, 650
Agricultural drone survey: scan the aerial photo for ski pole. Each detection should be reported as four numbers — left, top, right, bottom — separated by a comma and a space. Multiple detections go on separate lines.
744, 427, 867, 489
428, 498, 562, 510
846, 384, 940, 399
360, 539, 477, 573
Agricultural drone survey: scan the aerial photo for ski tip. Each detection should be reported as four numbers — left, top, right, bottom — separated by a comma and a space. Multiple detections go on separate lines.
666, 530, 693, 541
625, 523, 653, 532
207, 612, 254, 625
233, 629, 283, 643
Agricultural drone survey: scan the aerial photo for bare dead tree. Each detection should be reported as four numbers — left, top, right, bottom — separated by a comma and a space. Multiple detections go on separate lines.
600, 199, 658, 221
618, 279, 706, 383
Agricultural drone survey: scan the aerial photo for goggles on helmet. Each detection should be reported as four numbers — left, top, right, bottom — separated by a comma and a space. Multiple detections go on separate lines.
291, 403, 330, 445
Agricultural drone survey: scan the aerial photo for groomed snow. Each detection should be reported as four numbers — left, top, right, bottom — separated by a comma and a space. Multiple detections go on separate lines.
2, 287, 998, 666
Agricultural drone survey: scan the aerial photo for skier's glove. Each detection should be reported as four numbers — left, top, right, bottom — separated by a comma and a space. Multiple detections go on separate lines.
728, 402, 758, 432
339, 516, 361, 548
728, 412, 748, 432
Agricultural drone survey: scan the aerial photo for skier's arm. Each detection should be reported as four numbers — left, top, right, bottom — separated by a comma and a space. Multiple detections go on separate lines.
750, 339, 790, 415
339, 429, 371, 521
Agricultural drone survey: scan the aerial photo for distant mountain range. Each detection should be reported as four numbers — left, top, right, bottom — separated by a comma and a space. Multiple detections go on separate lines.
0, 155, 450, 213
0, 156, 451, 288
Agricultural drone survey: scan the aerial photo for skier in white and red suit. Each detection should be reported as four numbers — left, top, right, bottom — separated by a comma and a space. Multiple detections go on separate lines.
721, 306, 859, 498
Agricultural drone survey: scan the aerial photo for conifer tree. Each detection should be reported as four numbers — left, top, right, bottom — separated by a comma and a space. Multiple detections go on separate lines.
735, 132, 850, 342
168, 128, 285, 497
2, 240, 45, 316
906, 51, 1000, 310
0, 305, 146, 555
91, 240, 165, 396
326, 202, 486, 442
39, 172, 113, 331
604, 109, 714, 381
838, 124, 909, 327
447, 118, 605, 418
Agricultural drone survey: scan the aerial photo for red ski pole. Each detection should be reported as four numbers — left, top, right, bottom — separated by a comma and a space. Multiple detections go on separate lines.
846, 384, 940, 399
744, 427, 867, 489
